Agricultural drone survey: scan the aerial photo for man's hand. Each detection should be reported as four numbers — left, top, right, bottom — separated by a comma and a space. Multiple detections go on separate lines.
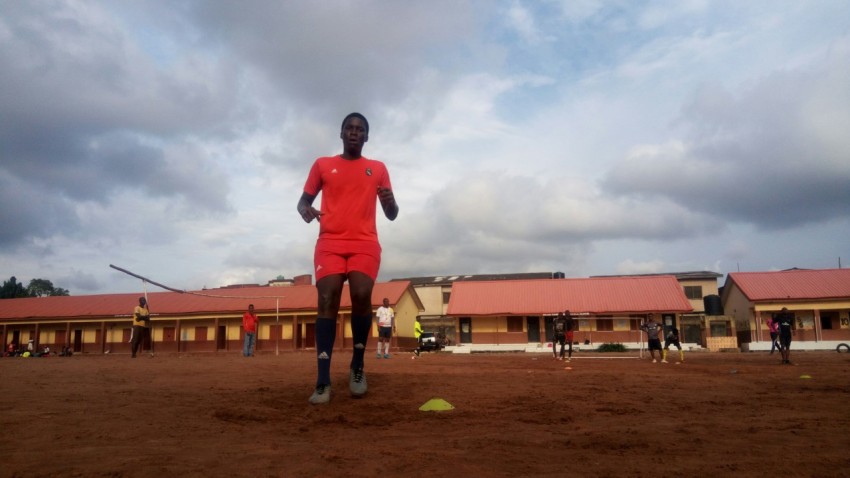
298, 205, 323, 223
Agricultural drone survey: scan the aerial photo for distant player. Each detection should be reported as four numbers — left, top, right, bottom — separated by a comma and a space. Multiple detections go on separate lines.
413, 316, 424, 357
552, 312, 568, 360
564, 310, 575, 362
768, 314, 781, 355
775, 307, 795, 364
375, 297, 394, 358
662, 326, 684, 363
130, 296, 151, 358
640, 314, 663, 363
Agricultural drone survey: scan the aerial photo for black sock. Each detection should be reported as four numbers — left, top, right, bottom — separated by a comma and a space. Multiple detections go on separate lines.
315, 318, 336, 386
350, 314, 371, 370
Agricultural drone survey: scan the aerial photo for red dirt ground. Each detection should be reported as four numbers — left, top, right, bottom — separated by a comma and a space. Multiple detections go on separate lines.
1, 350, 849, 478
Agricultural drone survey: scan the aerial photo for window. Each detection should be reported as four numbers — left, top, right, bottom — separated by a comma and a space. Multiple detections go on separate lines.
507, 316, 523, 332
684, 286, 703, 300
442, 292, 451, 304
595, 318, 613, 331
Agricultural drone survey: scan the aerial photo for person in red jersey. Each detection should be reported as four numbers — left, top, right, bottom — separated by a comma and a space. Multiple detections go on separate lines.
297, 112, 399, 405
242, 304, 259, 357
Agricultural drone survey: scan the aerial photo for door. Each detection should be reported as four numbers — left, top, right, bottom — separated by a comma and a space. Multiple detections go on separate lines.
73, 330, 82, 352
270, 324, 282, 353
526, 316, 540, 342
459, 317, 472, 344
304, 323, 316, 349
544, 316, 554, 342
216, 325, 227, 350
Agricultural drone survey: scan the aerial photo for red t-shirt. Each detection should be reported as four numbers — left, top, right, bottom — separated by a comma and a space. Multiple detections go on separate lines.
242, 312, 258, 333
303, 155, 392, 242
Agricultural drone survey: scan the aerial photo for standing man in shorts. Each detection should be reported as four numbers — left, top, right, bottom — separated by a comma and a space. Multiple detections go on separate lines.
775, 307, 795, 364
375, 298, 395, 358
297, 112, 399, 405
641, 314, 663, 363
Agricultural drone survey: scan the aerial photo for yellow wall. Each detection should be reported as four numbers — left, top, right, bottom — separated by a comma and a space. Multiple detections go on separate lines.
680, 278, 719, 313
724, 285, 753, 326
413, 285, 448, 317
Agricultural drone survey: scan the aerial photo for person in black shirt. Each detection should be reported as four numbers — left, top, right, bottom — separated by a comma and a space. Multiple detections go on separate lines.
552, 312, 568, 361
775, 307, 795, 364
662, 326, 684, 363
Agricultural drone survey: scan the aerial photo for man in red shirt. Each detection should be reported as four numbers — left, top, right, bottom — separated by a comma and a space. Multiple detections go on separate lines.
242, 304, 259, 357
297, 112, 399, 405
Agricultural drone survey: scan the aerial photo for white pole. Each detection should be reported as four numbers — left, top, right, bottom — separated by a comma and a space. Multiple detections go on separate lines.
276, 298, 280, 356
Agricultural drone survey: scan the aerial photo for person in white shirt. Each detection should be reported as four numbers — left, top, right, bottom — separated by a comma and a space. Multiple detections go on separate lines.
375, 298, 395, 359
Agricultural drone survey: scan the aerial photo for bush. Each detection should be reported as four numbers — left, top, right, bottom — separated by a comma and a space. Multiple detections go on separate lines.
596, 343, 628, 353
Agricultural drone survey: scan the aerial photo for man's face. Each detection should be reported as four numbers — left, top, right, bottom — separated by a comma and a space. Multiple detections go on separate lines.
341, 117, 368, 151
249, 305, 254, 313
383, 299, 389, 307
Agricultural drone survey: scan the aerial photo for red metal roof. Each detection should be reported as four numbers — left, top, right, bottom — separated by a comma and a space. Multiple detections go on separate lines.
446, 276, 693, 316
0, 281, 414, 321
726, 269, 850, 301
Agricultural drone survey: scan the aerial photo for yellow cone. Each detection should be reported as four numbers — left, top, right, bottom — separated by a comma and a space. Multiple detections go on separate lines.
799, 375, 812, 379
419, 398, 455, 412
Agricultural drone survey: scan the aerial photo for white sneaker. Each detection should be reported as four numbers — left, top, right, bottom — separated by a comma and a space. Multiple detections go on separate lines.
308, 384, 331, 405
661, 360, 668, 363
349, 368, 367, 397
652, 359, 657, 363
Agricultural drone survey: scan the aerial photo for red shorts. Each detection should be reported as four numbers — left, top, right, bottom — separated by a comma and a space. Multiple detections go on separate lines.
566, 331, 574, 341
314, 239, 382, 282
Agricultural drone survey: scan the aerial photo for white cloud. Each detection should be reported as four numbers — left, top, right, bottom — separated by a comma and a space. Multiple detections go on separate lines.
1, 1, 848, 294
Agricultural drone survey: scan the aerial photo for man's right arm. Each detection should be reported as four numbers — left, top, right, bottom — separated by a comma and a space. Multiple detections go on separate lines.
297, 192, 322, 223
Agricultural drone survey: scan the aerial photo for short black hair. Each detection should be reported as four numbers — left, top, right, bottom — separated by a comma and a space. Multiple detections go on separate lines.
341, 112, 369, 133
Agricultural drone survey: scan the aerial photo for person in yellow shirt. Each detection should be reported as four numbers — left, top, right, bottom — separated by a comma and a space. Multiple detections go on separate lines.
130, 297, 150, 358
413, 317, 424, 357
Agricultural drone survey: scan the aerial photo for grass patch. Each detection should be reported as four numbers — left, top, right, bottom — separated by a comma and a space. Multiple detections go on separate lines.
596, 343, 628, 353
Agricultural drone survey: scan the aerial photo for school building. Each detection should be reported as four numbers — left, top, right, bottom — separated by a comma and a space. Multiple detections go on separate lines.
4, 268, 846, 355
444, 275, 696, 353
720, 268, 850, 351
0, 281, 424, 355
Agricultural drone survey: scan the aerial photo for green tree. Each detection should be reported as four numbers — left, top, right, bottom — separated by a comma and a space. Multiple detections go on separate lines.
27, 278, 70, 297
1, 276, 32, 299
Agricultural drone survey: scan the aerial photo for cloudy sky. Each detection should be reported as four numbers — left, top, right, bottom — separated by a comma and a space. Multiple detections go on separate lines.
2, 0, 849, 295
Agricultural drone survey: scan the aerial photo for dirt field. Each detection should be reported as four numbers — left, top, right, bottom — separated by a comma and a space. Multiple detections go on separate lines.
1, 349, 849, 478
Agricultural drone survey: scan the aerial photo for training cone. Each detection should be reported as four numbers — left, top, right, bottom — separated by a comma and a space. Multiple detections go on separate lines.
419, 398, 455, 412
799, 375, 812, 379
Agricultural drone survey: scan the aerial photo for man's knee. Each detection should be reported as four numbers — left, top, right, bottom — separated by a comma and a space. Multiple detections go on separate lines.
348, 273, 374, 312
